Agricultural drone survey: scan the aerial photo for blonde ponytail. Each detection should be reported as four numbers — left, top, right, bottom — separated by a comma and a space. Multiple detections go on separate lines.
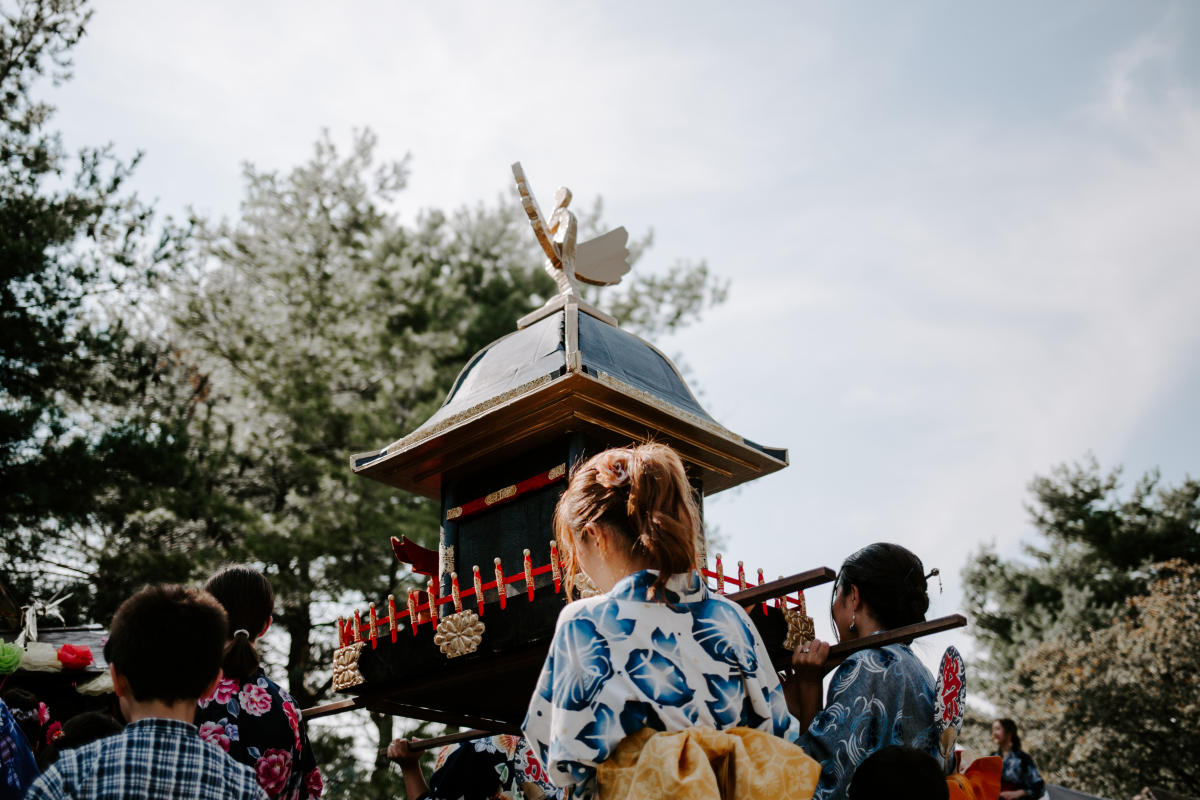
555, 443, 700, 600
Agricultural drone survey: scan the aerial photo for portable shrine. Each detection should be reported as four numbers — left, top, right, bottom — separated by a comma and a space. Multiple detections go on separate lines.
312, 164, 964, 734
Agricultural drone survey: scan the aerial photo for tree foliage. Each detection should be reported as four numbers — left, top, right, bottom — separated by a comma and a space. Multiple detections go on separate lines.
0, 0, 229, 622
2, 5, 728, 795
1005, 560, 1200, 799
964, 456, 1200, 682
964, 457, 1200, 797
164, 130, 728, 794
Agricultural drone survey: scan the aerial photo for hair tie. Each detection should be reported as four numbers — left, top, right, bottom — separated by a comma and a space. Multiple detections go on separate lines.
233, 629, 251, 639
594, 453, 631, 489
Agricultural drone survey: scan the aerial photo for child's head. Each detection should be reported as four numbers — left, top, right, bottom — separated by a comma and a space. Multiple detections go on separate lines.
37, 710, 123, 770
204, 565, 274, 682
554, 443, 700, 599
104, 584, 228, 704
849, 745, 948, 800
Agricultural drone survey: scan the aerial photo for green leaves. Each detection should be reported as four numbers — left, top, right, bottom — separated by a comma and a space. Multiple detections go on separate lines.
1006, 562, 1200, 798
964, 457, 1200, 797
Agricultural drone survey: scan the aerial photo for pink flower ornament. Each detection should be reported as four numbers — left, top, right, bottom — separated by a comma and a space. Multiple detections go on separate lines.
305, 768, 324, 798
255, 749, 292, 796
283, 701, 302, 748
207, 678, 239, 706
198, 722, 231, 752
239, 683, 273, 716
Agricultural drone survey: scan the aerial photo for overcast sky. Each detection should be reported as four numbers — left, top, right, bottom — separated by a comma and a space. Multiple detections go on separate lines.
49, 2, 1200, 679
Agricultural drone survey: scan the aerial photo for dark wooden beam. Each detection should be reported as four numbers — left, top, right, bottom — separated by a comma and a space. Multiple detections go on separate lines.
408, 728, 494, 752
725, 567, 837, 606
770, 614, 968, 669
302, 698, 364, 720
368, 698, 523, 735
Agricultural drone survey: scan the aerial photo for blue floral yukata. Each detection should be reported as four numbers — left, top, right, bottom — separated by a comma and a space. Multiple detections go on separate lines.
523, 569, 793, 798
794, 643, 940, 800
994, 748, 1045, 799
0, 699, 39, 800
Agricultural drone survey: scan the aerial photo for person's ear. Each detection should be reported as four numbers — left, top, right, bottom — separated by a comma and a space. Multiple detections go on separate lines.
259, 616, 272, 639
847, 583, 863, 612
588, 524, 612, 555
109, 664, 129, 699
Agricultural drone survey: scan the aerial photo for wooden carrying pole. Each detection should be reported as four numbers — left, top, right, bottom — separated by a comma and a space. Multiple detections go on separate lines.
769, 614, 969, 670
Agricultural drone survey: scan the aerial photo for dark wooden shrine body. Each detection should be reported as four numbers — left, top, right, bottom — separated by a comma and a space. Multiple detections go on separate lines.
307, 568, 835, 729
307, 554, 964, 731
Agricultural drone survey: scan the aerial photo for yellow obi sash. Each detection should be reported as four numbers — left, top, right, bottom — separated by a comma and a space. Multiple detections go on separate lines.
596, 726, 821, 800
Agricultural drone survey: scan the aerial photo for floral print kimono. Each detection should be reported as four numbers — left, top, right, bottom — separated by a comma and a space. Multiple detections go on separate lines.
523, 570, 793, 799
794, 643, 940, 800
421, 735, 561, 800
195, 668, 323, 799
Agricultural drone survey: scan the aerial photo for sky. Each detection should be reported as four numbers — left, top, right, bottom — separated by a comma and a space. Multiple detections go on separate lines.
46, 1, 1200, 707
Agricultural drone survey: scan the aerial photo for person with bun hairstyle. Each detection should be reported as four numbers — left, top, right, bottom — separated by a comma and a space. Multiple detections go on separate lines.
991, 719, 1044, 800
523, 443, 803, 799
786, 543, 944, 800
194, 566, 323, 800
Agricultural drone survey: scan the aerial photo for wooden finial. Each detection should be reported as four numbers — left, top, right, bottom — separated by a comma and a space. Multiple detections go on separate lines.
353, 609, 363, 643
368, 602, 379, 649
451, 572, 463, 613
427, 579, 439, 630
523, 549, 535, 602
407, 590, 419, 636
494, 557, 506, 610
473, 565, 485, 615
388, 595, 398, 643
550, 540, 562, 593
716, 554, 725, 595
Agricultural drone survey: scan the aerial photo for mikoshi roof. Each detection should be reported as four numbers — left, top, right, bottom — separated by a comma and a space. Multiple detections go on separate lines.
351, 303, 787, 498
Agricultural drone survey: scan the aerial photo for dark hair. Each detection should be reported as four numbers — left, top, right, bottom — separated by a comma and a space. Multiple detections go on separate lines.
835, 543, 930, 631
555, 443, 700, 600
204, 565, 274, 683
849, 745, 948, 800
995, 718, 1022, 750
104, 584, 228, 703
36, 711, 123, 770
1, 688, 44, 749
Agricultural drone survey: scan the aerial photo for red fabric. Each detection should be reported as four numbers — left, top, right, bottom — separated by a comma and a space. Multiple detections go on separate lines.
56, 644, 94, 670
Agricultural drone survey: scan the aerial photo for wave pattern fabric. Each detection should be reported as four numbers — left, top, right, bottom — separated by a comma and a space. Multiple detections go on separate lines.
597, 726, 820, 800
794, 643, 941, 800
523, 570, 793, 799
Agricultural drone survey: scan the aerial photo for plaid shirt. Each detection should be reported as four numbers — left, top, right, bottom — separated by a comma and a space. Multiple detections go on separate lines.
26, 717, 267, 800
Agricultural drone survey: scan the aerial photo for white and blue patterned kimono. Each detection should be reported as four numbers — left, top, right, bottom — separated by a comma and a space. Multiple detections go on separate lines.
793, 644, 940, 800
523, 569, 793, 798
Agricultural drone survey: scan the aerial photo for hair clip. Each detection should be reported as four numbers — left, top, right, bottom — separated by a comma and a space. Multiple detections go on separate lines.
595, 455, 630, 489
233, 628, 251, 639
925, 568, 942, 594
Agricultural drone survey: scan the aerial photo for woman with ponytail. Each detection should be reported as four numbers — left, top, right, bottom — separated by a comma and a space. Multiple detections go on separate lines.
786, 543, 944, 800
194, 566, 323, 799
523, 444, 807, 799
